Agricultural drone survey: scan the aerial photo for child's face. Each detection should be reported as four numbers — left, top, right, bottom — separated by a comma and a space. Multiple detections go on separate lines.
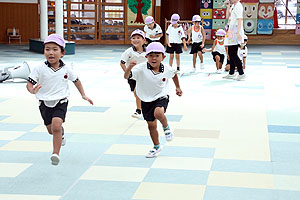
147, 22, 155, 29
146, 53, 166, 68
194, 21, 201, 26
217, 36, 224, 40
131, 35, 145, 47
44, 43, 64, 65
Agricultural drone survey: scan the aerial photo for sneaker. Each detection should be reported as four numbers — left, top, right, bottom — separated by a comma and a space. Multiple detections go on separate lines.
164, 129, 174, 142
145, 147, 162, 158
191, 67, 196, 73
50, 154, 60, 165
61, 127, 66, 146
223, 74, 235, 79
234, 74, 246, 81
200, 63, 204, 69
131, 112, 142, 119
177, 67, 180, 71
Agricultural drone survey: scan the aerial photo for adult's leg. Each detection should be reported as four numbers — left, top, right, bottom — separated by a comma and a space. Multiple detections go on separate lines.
228, 45, 244, 75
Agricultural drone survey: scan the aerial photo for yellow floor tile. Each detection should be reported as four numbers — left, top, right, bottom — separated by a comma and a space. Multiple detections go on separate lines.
152, 156, 213, 171
0, 163, 32, 177
274, 175, 300, 191
166, 137, 218, 148
132, 182, 205, 200
207, 171, 274, 189
0, 141, 52, 152
105, 144, 151, 156
80, 166, 149, 182
0, 194, 61, 200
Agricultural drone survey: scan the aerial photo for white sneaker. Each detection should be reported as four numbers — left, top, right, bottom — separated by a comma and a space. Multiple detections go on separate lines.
191, 67, 196, 73
131, 112, 142, 119
164, 129, 174, 142
200, 63, 204, 69
50, 154, 60, 165
234, 74, 246, 81
145, 147, 162, 158
223, 74, 235, 79
61, 127, 66, 146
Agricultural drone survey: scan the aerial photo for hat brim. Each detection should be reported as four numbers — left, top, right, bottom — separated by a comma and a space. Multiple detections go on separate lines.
170, 20, 179, 24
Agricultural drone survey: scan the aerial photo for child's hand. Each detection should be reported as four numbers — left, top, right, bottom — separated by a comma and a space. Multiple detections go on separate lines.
32, 84, 42, 94
200, 44, 204, 48
187, 40, 191, 45
227, 55, 230, 60
82, 95, 93, 105
176, 87, 182, 96
149, 34, 154, 38
184, 45, 188, 51
202, 48, 207, 52
129, 60, 137, 68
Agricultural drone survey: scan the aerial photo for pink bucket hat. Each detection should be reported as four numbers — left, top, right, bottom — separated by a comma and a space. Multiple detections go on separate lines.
145, 16, 154, 25
44, 34, 66, 48
130, 29, 145, 39
216, 29, 226, 36
170, 13, 180, 24
192, 15, 202, 22
146, 42, 165, 55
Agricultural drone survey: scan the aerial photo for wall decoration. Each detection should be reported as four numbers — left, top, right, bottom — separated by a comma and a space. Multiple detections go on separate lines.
213, 0, 226, 9
201, 0, 213, 9
258, 3, 274, 19
212, 19, 226, 29
258, 0, 274, 3
240, 0, 259, 3
243, 3, 258, 19
127, 0, 152, 25
200, 9, 213, 19
297, 3, 300, 14
296, 24, 300, 34
212, 9, 226, 19
204, 29, 212, 39
257, 19, 273, 34
244, 18, 257, 34
203, 19, 213, 29
297, 14, 300, 24
211, 29, 217, 39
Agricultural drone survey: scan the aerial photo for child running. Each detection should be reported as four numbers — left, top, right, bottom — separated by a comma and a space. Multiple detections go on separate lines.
124, 42, 183, 158
165, 13, 188, 72
187, 15, 206, 72
203, 29, 226, 73
120, 29, 147, 119
26, 34, 93, 165
144, 16, 163, 45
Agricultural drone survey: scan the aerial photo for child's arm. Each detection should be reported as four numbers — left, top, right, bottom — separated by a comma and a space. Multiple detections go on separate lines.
243, 57, 246, 68
225, 46, 229, 60
26, 82, 41, 94
120, 62, 126, 72
74, 80, 93, 105
225, 0, 231, 19
187, 26, 192, 45
182, 38, 188, 51
124, 60, 137, 79
165, 34, 171, 47
203, 39, 216, 52
201, 26, 206, 48
150, 33, 163, 39
172, 74, 182, 96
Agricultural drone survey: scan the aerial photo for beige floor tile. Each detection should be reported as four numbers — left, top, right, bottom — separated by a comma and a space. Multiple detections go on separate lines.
165, 137, 218, 148
0, 131, 26, 140
105, 144, 151, 156
0, 194, 61, 200
207, 171, 274, 189
274, 175, 300, 191
80, 166, 149, 182
0, 141, 52, 152
0, 163, 32, 177
132, 182, 205, 200
152, 156, 212, 171
174, 129, 220, 138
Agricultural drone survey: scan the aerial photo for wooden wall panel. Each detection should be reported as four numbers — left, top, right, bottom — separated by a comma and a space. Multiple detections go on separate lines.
0, 3, 39, 44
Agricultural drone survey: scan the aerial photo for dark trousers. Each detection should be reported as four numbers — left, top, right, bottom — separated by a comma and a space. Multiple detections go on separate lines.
228, 45, 244, 75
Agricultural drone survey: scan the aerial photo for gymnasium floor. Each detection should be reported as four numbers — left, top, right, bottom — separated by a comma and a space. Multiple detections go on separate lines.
0, 44, 300, 200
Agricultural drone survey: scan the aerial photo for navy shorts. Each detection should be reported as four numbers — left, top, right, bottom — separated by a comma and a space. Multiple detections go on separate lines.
128, 79, 136, 92
39, 99, 68, 126
212, 51, 225, 64
166, 43, 182, 54
141, 96, 169, 122
190, 42, 203, 54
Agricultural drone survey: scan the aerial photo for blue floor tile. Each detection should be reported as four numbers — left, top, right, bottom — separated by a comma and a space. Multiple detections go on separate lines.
272, 161, 300, 176
115, 135, 166, 145
268, 125, 300, 134
269, 133, 300, 143
161, 146, 215, 158
270, 141, 300, 162
95, 154, 155, 168
276, 190, 300, 200
0, 115, 9, 121
144, 168, 209, 185
68, 106, 110, 112
69, 134, 120, 144
0, 123, 39, 131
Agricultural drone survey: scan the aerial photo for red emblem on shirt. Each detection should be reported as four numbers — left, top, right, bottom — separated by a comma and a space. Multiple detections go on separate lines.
64, 73, 68, 79
162, 78, 166, 82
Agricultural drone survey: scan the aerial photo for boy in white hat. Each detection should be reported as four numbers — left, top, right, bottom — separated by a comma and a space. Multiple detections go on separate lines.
144, 16, 163, 45
120, 29, 147, 119
124, 42, 182, 158
187, 15, 206, 72
166, 13, 188, 72
26, 34, 93, 165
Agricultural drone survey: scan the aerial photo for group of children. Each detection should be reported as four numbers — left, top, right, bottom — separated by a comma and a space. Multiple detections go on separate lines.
27, 13, 249, 165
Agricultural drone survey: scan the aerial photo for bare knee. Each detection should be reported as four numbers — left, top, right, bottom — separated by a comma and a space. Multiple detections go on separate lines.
154, 107, 164, 120
216, 55, 220, 61
51, 124, 62, 136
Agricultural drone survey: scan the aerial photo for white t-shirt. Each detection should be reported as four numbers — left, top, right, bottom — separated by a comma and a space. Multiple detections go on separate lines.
131, 62, 176, 102
225, 1, 244, 45
191, 25, 203, 43
166, 24, 186, 44
144, 23, 163, 41
28, 61, 78, 103
121, 46, 147, 67
213, 39, 226, 55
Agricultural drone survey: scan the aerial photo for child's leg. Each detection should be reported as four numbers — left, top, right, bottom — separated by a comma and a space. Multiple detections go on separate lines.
51, 117, 63, 155
169, 53, 174, 67
154, 107, 168, 128
215, 55, 220, 69
193, 53, 197, 68
175, 53, 180, 69
147, 120, 159, 146
133, 89, 142, 112
197, 51, 203, 63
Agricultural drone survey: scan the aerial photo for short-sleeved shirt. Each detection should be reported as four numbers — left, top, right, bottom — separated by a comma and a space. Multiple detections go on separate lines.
229, 1, 243, 26
144, 23, 163, 41
166, 24, 186, 44
28, 60, 78, 102
131, 62, 176, 102
120, 46, 147, 67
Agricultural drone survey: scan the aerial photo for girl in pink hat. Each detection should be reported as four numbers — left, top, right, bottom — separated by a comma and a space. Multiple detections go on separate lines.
165, 13, 188, 72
